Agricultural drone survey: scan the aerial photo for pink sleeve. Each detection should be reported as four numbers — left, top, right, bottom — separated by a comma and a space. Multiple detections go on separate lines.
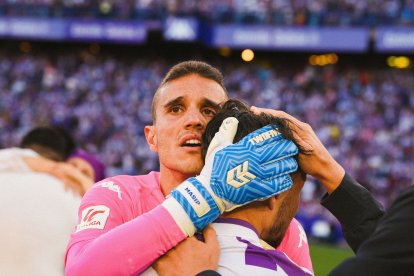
65, 179, 186, 275
277, 218, 313, 273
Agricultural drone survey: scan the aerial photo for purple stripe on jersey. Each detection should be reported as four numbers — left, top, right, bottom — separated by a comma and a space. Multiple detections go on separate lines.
236, 237, 311, 276
214, 218, 259, 236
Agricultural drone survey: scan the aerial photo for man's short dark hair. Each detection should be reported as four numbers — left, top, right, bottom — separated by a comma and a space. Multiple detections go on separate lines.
53, 126, 77, 158
202, 99, 302, 160
151, 60, 229, 122
20, 126, 71, 161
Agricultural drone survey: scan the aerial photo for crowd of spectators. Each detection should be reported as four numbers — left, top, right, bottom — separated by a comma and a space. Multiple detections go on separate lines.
1, 47, 413, 243
1, 0, 414, 27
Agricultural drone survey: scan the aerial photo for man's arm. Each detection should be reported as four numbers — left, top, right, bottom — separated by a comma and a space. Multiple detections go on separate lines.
65, 178, 187, 276
321, 173, 384, 252
330, 186, 414, 275
0, 148, 93, 196
250, 107, 384, 251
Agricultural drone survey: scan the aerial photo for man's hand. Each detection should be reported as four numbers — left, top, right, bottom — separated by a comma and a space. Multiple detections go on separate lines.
163, 117, 299, 236
208, 124, 298, 209
153, 225, 220, 276
51, 162, 94, 196
68, 157, 95, 182
251, 106, 345, 193
24, 156, 94, 196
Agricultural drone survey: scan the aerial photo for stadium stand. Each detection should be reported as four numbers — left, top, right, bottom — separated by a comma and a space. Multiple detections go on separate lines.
1, 45, 413, 213
0, 0, 413, 26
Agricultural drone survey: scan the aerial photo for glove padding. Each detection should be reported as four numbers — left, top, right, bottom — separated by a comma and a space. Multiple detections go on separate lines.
163, 117, 298, 236
209, 124, 298, 208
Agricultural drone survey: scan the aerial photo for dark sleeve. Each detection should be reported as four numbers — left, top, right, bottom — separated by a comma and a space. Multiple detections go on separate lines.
196, 270, 221, 276
321, 173, 384, 252
330, 186, 414, 275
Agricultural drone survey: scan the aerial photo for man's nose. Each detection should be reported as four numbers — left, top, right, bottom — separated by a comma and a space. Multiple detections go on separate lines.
184, 109, 204, 129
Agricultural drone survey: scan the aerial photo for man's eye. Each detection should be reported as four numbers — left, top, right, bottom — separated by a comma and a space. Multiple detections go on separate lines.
202, 108, 216, 116
170, 106, 183, 113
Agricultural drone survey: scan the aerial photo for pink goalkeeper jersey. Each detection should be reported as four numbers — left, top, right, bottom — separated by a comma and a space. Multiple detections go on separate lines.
65, 172, 313, 275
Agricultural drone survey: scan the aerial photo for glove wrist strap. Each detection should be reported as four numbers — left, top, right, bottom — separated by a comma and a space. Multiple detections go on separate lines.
195, 175, 226, 213
168, 178, 221, 234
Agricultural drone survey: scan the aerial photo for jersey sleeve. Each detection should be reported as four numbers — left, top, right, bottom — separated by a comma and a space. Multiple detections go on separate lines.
321, 173, 384, 252
277, 218, 313, 273
65, 177, 187, 275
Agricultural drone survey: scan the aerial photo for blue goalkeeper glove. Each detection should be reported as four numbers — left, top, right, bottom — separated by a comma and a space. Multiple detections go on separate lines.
162, 117, 298, 236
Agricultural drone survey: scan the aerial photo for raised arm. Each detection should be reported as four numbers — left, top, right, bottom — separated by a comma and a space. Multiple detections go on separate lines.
330, 186, 414, 275
250, 107, 384, 252
321, 173, 384, 252
250, 107, 345, 193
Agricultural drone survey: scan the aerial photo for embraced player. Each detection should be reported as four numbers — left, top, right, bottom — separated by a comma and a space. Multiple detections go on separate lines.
0, 126, 90, 275
65, 61, 313, 275
1, 126, 94, 195
200, 100, 312, 275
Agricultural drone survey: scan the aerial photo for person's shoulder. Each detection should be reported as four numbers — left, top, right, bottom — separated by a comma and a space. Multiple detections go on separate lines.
0, 147, 38, 156
103, 171, 160, 189
77, 171, 162, 222
83, 171, 161, 200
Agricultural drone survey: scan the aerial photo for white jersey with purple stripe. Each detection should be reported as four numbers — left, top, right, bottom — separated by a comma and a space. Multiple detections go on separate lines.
214, 218, 314, 276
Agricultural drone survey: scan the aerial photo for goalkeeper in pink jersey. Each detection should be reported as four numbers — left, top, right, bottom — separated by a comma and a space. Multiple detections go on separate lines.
65, 61, 312, 275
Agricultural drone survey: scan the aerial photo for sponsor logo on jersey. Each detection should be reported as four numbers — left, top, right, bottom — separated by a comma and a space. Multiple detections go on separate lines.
227, 161, 256, 188
76, 205, 110, 232
99, 181, 122, 200
248, 129, 280, 145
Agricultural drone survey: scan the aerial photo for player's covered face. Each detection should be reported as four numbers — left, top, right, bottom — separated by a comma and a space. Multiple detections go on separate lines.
145, 74, 227, 181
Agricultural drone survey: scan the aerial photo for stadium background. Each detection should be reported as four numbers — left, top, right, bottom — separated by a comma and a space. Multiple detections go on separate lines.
1, 1, 414, 274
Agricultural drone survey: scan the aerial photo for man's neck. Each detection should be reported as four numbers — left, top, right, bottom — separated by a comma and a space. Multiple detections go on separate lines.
159, 168, 192, 196
220, 211, 264, 238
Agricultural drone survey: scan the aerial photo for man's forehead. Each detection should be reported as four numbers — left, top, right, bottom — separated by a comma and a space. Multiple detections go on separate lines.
156, 76, 227, 106
158, 94, 224, 106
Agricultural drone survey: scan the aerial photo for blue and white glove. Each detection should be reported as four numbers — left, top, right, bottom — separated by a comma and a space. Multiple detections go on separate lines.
162, 117, 298, 236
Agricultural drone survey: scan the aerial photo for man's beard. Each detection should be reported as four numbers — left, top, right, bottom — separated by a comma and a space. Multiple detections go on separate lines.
263, 195, 292, 248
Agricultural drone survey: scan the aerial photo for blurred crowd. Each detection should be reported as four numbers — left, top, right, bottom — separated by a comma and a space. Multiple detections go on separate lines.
1, 48, 413, 242
220, 61, 414, 207
1, 0, 414, 27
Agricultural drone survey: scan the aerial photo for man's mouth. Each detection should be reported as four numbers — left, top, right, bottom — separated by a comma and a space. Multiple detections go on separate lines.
182, 139, 201, 147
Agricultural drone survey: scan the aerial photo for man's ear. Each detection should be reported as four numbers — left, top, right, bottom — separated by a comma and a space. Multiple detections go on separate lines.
144, 125, 158, 152
266, 195, 279, 211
